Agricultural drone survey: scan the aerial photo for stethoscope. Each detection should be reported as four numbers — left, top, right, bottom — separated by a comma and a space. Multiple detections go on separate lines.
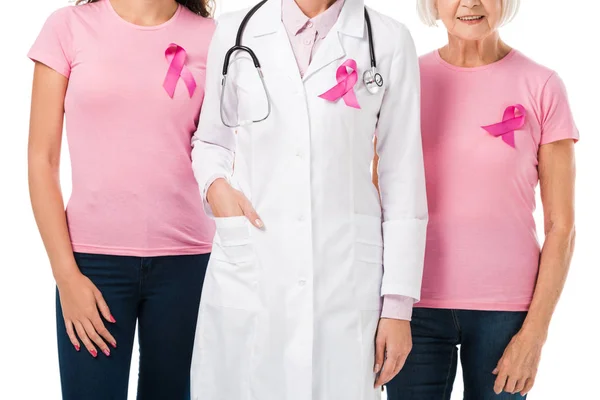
220, 0, 383, 128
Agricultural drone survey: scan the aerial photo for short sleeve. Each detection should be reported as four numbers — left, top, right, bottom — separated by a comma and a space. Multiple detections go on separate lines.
539, 73, 579, 145
28, 8, 73, 78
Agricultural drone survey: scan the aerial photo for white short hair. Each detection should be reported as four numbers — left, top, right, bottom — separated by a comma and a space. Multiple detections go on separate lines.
417, 0, 520, 27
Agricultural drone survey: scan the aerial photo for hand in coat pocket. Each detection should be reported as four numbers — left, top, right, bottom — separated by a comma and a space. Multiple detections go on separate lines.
207, 178, 264, 228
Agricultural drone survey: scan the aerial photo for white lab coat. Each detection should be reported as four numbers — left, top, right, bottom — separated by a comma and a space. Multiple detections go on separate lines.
190, 1, 427, 399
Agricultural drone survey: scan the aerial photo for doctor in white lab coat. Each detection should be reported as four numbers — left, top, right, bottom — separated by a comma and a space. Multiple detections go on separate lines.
190, 0, 427, 399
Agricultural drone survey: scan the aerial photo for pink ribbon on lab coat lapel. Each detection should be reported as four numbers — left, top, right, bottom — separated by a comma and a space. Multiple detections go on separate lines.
318, 59, 361, 109
481, 104, 527, 148
163, 43, 196, 98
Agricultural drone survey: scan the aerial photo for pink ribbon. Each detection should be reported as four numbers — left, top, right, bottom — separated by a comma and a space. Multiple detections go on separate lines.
163, 43, 196, 98
481, 104, 527, 148
318, 59, 361, 109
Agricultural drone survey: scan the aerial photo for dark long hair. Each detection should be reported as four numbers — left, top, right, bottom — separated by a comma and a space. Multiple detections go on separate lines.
76, 0, 213, 18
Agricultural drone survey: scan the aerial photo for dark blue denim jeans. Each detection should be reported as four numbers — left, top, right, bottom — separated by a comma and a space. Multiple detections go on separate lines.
386, 308, 528, 400
56, 252, 209, 400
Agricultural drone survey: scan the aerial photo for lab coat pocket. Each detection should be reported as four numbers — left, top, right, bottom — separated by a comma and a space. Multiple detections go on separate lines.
353, 214, 384, 311
205, 216, 260, 311
213, 216, 253, 263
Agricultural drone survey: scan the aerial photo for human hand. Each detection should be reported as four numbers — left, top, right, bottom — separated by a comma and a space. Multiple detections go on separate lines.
374, 318, 412, 388
207, 178, 263, 228
493, 328, 545, 396
57, 272, 117, 358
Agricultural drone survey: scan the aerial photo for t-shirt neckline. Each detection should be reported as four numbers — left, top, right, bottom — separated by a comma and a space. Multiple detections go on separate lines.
104, 0, 182, 31
434, 48, 518, 72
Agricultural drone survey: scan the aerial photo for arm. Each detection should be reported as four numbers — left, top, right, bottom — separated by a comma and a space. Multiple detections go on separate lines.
191, 18, 261, 226
372, 139, 379, 189
493, 71, 578, 396
526, 140, 576, 336
493, 139, 576, 396
373, 25, 428, 387
29, 63, 116, 357
373, 138, 415, 321
29, 64, 77, 291
376, 28, 427, 303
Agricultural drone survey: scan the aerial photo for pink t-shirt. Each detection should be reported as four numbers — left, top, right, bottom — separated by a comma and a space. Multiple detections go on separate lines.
28, 0, 216, 257
418, 50, 578, 311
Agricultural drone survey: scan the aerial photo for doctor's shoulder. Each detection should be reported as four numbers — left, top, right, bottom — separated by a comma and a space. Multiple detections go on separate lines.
205, 6, 254, 48
213, 6, 254, 33
363, 7, 416, 59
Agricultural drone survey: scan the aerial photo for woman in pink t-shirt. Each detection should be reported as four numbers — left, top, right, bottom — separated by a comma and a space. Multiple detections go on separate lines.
384, 0, 578, 399
27, 0, 215, 398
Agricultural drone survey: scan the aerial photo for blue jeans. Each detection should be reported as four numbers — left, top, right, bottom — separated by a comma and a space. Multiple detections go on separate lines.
386, 308, 528, 400
56, 252, 209, 400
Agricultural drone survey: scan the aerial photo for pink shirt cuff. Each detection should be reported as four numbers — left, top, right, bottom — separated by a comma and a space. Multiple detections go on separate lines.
381, 295, 415, 321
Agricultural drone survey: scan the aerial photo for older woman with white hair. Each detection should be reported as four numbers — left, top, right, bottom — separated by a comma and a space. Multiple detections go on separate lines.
381, 0, 579, 399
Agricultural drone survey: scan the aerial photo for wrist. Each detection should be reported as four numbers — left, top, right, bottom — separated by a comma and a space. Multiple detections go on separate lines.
519, 320, 549, 342
380, 318, 410, 325
381, 295, 414, 321
207, 178, 229, 204
53, 266, 82, 287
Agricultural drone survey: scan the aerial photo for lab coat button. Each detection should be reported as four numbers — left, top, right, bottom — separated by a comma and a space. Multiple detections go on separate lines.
298, 279, 306, 286
297, 215, 305, 222
296, 150, 304, 159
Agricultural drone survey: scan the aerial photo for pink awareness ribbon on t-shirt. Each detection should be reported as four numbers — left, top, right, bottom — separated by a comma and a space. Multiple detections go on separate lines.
481, 104, 527, 148
318, 59, 361, 109
163, 43, 196, 98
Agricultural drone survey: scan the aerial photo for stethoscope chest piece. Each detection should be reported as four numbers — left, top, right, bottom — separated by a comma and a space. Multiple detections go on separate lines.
363, 68, 384, 95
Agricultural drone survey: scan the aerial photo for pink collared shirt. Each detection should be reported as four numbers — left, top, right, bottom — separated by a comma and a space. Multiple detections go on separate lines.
281, 0, 413, 320
282, 0, 344, 76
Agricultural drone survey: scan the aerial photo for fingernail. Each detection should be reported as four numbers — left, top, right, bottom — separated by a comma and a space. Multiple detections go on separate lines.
90, 349, 98, 358
103, 348, 111, 357
111, 341, 117, 349
374, 364, 380, 373
110, 315, 116, 323
74, 344, 80, 352
255, 219, 264, 228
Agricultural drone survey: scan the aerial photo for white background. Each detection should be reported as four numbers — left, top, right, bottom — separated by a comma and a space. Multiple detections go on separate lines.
1, 0, 598, 398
